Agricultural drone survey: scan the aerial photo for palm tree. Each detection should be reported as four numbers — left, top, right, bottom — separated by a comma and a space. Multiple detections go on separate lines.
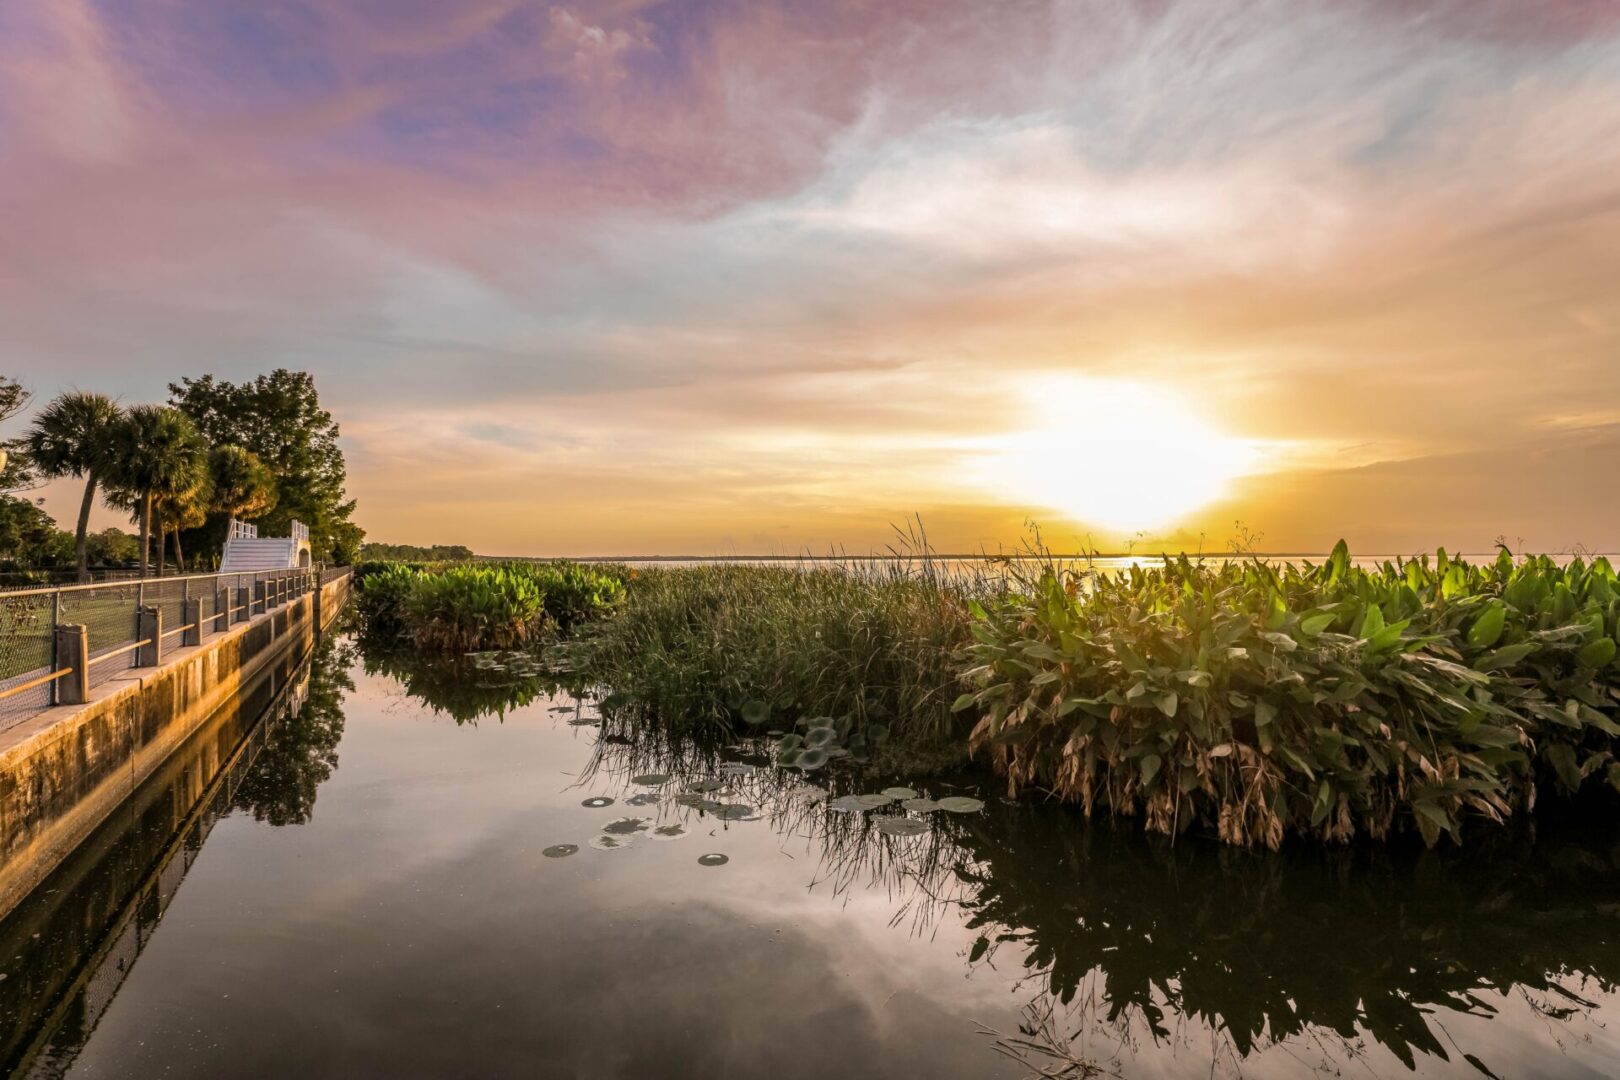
106, 405, 208, 579
22, 392, 123, 582
153, 484, 210, 573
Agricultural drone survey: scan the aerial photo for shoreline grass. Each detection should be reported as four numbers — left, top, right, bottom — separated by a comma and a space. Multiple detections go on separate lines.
357, 542, 1620, 848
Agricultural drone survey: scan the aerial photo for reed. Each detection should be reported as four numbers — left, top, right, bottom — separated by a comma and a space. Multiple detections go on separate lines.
573, 556, 979, 753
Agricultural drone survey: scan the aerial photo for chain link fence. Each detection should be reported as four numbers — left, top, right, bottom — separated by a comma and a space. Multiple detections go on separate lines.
0, 567, 348, 734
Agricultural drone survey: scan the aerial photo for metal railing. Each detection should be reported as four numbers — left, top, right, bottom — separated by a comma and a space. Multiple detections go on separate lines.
227, 517, 259, 541
0, 566, 351, 733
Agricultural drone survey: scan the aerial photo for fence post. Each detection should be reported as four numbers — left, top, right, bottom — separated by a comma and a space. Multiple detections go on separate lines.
136, 606, 162, 667
216, 586, 230, 632
235, 586, 250, 623
182, 597, 203, 647
254, 579, 267, 616
53, 623, 89, 706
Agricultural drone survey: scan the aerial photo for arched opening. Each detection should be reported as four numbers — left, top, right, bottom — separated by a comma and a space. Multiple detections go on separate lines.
298, 548, 312, 568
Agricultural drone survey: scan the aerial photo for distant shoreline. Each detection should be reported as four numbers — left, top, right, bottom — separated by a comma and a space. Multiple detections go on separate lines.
473, 551, 1620, 563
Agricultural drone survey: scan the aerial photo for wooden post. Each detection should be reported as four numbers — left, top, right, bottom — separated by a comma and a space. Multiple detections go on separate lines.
182, 598, 203, 646
215, 586, 230, 632
136, 606, 162, 667
254, 580, 267, 616
53, 623, 89, 706
235, 586, 250, 623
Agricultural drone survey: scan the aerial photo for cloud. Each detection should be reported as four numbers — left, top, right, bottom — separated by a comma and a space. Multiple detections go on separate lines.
3, 0, 1620, 552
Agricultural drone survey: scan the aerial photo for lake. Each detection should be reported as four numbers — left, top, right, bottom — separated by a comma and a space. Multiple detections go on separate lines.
4, 634, 1618, 1078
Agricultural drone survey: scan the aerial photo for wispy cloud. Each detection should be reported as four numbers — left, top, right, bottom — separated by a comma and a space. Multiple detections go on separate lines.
3, 0, 1619, 552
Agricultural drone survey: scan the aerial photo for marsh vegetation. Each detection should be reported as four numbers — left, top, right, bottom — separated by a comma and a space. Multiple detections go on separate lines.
354, 541, 1620, 849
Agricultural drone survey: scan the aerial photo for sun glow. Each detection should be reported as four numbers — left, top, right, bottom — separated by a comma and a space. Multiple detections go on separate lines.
980, 376, 1260, 534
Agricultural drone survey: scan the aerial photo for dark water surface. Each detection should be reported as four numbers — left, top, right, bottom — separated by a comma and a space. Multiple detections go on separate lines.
4, 636, 1619, 1079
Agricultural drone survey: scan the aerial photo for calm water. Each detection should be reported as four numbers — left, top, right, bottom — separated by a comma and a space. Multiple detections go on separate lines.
4, 636, 1620, 1078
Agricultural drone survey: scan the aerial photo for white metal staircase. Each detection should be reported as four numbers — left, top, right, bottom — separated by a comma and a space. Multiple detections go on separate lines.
220, 519, 312, 572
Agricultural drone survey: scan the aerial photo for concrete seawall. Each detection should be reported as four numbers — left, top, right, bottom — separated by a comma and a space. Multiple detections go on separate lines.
0, 572, 351, 920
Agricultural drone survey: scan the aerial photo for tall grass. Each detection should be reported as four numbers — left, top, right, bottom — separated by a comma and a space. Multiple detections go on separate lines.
574, 558, 979, 753
959, 542, 1620, 848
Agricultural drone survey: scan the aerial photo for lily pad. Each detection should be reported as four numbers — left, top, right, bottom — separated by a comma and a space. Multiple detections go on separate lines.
718, 762, 757, 776
938, 796, 986, 814
804, 727, 837, 749
777, 733, 805, 752
796, 748, 829, 770
778, 748, 803, 766
566, 717, 601, 727
854, 793, 895, 809
626, 792, 661, 806
673, 792, 707, 808
603, 816, 651, 835
740, 700, 771, 726
881, 787, 918, 800
581, 796, 615, 809
685, 779, 725, 793
542, 844, 579, 858
697, 853, 730, 867
829, 795, 870, 813
715, 803, 756, 821
875, 817, 930, 837
589, 834, 634, 851
788, 784, 828, 801
649, 823, 689, 840
631, 773, 671, 786
901, 798, 941, 813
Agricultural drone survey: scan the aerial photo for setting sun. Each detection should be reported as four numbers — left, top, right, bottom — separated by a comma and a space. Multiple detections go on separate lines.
980, 376, 1260, 534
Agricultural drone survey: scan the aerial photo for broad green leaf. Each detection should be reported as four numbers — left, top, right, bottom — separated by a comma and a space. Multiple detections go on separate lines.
1467, 602, 1507, 650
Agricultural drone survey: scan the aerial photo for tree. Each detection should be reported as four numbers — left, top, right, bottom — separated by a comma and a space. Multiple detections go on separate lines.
208, 445, 277, 519
23, 392, 125, 581
152, 483, 210, 572
105, 405, 209, 579
0, 496, 72, 569
85, 527, 140, 566
170, 370, 362, 561
0, 375, 35, 494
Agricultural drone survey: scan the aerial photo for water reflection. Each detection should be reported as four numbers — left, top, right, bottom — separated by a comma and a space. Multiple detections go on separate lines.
231, 638, 355, 826
0, 635, 354, 1077
573, 708, 1620, 1077
361, 646, 575, 724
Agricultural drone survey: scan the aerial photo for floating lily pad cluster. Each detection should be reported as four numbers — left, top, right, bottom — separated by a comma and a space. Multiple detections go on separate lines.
757, 707, 890, 773
549, 770, 765, 868
825, 787, 985, 835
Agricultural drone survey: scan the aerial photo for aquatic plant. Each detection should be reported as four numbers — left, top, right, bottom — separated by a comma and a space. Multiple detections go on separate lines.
958, 543, 1620, 848
573, 557, 978, 753
354, 560, 625, 651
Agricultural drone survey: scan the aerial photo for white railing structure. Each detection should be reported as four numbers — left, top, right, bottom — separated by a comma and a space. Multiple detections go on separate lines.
227, 518, 259, 541
290, 520, 309, 544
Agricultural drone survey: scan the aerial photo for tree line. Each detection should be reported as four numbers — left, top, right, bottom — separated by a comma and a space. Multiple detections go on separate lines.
0, 370, 363, 581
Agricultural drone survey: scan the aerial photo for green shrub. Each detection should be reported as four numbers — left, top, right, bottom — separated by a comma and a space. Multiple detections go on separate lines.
354, 564, 420, 638
958, 542, 1620, 848
354, 560, 626, 651
402, 564, 546, 651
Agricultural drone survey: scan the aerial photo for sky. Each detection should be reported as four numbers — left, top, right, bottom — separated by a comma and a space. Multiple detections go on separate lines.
3, 0, 1619, 557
